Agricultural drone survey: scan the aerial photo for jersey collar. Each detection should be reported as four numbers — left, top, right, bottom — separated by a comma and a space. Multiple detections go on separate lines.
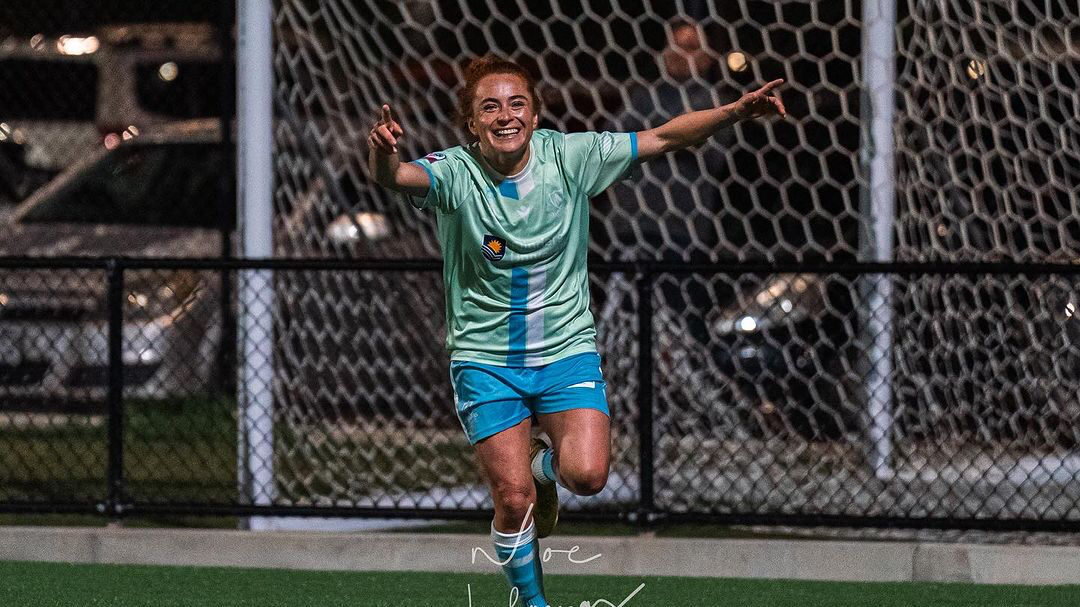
473, 139, 535, 184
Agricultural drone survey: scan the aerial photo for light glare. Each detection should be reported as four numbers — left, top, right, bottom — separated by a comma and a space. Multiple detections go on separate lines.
727, 52, 748, 72
158, 62, 179, 82
56, 35, 100, 55
966, 59, 986, 80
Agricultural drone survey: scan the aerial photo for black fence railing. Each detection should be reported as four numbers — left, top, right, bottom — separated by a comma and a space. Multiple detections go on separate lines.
1, 256, 1080, 532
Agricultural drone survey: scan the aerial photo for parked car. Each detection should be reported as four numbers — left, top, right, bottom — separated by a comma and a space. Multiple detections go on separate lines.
0, 116, 443, 422
0, 24, 222, 175
0, 120, 228, 406
0, 129, 53, 207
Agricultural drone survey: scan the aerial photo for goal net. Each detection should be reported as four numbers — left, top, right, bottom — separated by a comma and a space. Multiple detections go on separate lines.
261, 0, 1080, 522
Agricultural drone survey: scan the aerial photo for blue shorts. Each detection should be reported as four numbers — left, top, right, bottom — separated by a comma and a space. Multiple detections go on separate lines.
450, 352, 609, 445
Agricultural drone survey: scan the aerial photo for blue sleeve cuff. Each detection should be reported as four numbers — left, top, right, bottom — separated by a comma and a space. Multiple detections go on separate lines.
412, 159, 436, 185
408, 160, 439, 210
628, 131, 638, 161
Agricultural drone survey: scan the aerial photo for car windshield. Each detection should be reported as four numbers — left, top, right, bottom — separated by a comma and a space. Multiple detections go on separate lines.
18, 142, 224, 228
0, 59, 97, 120
136, 60, 223, 119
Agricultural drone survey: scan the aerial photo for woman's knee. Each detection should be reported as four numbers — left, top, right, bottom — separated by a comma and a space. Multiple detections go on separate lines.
492, 482, 536, 523
560, 457, 609, 496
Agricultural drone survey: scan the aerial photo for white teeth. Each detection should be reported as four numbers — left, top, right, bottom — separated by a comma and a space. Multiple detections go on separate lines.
494, 128, 520, 136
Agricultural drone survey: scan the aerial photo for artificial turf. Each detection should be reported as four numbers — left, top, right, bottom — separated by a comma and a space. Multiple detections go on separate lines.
2, 561, 1079, 607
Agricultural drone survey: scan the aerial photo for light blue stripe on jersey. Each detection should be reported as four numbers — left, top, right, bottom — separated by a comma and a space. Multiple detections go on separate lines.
523, 266, 547, 366
508, 267, 530, 366
629, 131, 638, 159
498, 179, 519, 199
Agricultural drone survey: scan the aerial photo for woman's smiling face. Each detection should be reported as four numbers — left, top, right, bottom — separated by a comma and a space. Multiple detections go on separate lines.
468, 72, 539, 171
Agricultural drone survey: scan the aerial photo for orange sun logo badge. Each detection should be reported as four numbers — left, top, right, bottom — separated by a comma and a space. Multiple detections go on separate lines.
482, 234, 506, 261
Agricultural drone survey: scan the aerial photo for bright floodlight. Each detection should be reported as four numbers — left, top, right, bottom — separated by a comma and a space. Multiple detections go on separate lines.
738, 316, 758, 332
727, 51, 748, 72
158, 62, 180, 81
56, 35, 100, 55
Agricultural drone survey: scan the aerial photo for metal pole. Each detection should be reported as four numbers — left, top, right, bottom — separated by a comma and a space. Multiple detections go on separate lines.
104, 260, 127, 520
217, 0, 237, 399
860, 0, 897, 479
237, 0, 276, 530
636, 268, 655, 526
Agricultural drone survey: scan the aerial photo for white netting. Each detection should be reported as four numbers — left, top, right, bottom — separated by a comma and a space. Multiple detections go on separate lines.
265, 0, 1080, 521
895, 0, 1080, 262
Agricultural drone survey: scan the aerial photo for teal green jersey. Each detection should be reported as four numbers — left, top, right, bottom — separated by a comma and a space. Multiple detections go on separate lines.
411, 128, 638, 366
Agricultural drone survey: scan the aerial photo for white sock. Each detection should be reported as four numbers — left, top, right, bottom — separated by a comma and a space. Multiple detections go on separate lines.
531, 447, 556, 486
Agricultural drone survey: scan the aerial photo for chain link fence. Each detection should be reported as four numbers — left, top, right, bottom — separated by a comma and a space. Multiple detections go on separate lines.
1, 258, 1078, 531
0, 1, 237, 514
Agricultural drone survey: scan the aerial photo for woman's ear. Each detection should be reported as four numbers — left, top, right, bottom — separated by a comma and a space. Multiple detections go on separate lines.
532, 113, 538, 129
467, 116, 477, 136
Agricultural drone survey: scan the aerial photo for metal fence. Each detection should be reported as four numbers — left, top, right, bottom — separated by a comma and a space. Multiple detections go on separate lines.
2, 255, 1078, 532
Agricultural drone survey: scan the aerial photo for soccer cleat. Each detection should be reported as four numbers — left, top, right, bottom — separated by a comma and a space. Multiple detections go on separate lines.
529, 437, 559, 538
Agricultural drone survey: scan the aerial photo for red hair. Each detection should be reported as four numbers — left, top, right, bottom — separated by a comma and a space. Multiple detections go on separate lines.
455, 55, 541, 137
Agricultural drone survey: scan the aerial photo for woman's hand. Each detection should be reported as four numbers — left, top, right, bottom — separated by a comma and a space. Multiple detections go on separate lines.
366, 103, 430, 195
732, 79, 787, 120
368, 104, 405, 155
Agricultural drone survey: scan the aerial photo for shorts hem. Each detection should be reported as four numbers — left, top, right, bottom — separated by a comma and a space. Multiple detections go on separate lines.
467, 411, 532, 445
533, 401, 610, 417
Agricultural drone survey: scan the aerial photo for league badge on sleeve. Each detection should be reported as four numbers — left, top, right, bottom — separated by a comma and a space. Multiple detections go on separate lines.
482, 234, 506, 261
424, 151, 446, 163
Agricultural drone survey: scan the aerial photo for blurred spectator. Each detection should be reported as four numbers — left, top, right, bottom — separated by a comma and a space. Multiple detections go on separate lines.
592, 19, 745, 352
604, 19, 739, 263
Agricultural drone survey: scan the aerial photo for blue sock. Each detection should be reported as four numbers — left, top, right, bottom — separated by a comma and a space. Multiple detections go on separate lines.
492, 519, 548, 607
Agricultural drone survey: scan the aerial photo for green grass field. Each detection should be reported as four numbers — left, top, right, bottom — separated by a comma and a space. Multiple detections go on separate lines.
0, 397, 238, 504
0, 395, 478, 506
2, 561, 1079, 607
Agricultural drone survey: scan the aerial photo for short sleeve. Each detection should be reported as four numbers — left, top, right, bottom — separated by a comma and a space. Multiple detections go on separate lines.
408, 151, 454, 212
562, 131, 639, 198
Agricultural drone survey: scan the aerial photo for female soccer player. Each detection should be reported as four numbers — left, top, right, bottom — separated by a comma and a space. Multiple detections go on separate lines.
368, 55, 785, 607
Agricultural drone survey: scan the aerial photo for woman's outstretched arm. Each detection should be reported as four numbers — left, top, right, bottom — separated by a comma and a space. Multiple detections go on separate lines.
635, 79, 787, 161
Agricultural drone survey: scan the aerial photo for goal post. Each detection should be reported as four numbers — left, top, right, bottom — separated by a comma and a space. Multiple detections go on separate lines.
860, 0, 897, 479
237, 0, 275, 529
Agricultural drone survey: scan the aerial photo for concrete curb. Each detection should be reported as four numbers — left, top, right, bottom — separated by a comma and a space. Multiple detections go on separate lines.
1, 526, 1079, 585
